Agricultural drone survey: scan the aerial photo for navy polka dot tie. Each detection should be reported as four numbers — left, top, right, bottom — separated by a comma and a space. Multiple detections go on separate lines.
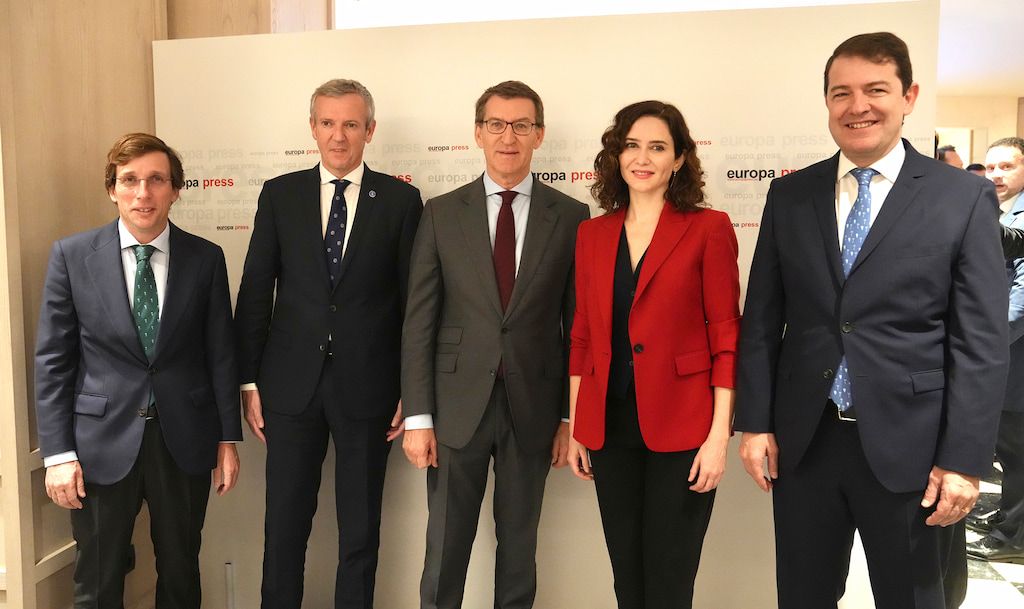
830, 167, 878, 414
132, 244, 160, 361
325, 179, 350, 288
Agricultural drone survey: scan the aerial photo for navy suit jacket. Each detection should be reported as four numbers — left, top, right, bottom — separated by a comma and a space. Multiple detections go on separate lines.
35, 221, 242, 485
235, 164, 422, 418
734, 140, 1009, 492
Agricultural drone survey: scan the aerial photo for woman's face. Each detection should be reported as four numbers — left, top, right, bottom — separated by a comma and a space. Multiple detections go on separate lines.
618, 115, 684, 198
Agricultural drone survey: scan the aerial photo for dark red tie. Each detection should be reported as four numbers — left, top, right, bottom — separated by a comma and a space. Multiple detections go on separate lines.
493, 190, 517, 311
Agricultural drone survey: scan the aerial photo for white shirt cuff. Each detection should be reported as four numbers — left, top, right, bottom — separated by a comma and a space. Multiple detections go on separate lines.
404, 414, 434, 429
561, 418, 570, 423
240, 383, 258, 391
44, 451, 78, 468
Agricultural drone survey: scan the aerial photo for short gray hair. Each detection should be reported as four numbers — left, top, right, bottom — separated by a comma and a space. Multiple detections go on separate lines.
309, 79, 375, 124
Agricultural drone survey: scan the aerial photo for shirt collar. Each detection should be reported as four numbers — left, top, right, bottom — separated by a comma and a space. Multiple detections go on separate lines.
319, 162, 364, 187
483, 171, 533, 197
118, 219, 171, 253
836, 139, 906, 184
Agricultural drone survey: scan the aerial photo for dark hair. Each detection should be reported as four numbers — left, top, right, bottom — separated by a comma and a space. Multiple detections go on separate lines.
966, 163, 986, 172
936, 145, 957, 161
105, 133, 185, 190
591, 101, 706, 213
990, 137, 1024, 156
475, 81, 544, 128
824, 32, 913, 95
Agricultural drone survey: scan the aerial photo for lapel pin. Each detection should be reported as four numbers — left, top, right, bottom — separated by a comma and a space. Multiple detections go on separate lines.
368, 190, 376, 198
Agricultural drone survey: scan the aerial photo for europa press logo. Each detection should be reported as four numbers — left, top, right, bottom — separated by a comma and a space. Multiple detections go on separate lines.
725, 167, 798, 182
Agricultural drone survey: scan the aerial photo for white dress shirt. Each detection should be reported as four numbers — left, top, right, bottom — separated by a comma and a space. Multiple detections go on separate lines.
835, 141, 906, 247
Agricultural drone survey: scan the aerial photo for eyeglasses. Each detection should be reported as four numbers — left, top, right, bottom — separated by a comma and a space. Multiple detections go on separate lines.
116, 175, 172, 191
479, 118, 538, 136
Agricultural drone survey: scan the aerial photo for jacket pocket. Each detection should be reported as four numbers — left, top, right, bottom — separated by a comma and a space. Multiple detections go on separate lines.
910, 369, 945, 393
674, 350, 712, 376
436, 353, 458, 373
74, 393, 108, 417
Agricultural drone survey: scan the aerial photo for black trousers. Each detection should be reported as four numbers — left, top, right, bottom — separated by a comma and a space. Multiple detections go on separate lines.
774, 404, 954, 609
261, 354, 392, 609
994, 410, 1024, 547
588, 445, 714, 609
419, 380, 552, 609
71, 418, 210, 609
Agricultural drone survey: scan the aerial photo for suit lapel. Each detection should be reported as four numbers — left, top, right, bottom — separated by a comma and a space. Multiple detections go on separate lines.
85, 221, 148, 364
1002, 193, 1024, 228
504, 183, 559, 319
634, 205, 693, 302
849, 142, 924, 276
155, 224, 198, 360
298, 165, 331, 291
457, 178, 504, 317
592, 211, 624, 334
811, 154, 845, 286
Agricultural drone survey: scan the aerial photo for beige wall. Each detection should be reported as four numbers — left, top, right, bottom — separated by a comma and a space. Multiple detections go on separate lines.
0, 1, 327, 608
937, 95, 1020, 163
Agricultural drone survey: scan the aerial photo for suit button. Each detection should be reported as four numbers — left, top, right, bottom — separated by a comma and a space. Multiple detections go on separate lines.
147, 367, 156, 375
823, 368, 834, 379
633, 344, 644, 354
841, 322, 854, 334
137, 409, 147, 417
329, 305, 337, 312
489, 369, 496, 376
319, 344, 326, 352
501, 327, 509, 334
628, 360, 634, 367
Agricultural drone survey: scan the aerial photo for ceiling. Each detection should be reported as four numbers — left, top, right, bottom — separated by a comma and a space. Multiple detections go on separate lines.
938, 0, 1024, 96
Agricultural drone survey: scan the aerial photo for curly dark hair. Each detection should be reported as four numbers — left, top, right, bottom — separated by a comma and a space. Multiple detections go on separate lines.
591, 101, 706, 213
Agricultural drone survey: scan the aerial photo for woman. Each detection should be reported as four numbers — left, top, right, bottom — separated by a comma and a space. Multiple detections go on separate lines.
567, 100, 740, 609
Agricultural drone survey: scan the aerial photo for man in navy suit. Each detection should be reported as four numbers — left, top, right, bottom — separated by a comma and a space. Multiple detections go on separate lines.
735, 33, 1008, 608
35, 133, 241, 609
235, 79, 422, 609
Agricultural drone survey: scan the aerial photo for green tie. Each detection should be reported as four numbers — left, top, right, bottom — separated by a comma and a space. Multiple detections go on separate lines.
132, 245, 160, 360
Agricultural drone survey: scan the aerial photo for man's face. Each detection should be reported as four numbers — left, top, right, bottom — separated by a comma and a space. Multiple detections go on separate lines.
474, 96, 544, 188
310, 94, 376, 178
108, 151, 179, 243
985, 145, 1024, 204
942, 150, 963, 169
826, 55, 918, 167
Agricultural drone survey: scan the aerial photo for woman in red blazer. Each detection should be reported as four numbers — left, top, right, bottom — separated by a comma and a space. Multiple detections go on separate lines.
567, 101, 740, 609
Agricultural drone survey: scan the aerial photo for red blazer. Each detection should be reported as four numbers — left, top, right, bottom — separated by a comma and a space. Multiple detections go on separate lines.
569, 205, 741, 452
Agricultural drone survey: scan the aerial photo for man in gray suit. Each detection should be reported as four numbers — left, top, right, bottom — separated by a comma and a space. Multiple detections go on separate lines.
401, 80, 589, 609
35, 133, 241, 608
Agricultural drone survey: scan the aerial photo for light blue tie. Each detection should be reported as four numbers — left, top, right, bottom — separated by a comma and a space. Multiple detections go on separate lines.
830, 167, 878, 413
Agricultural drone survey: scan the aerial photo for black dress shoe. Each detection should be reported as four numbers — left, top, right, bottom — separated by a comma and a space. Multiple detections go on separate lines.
966, 508, 1003, 534
966, 535, 1024, 563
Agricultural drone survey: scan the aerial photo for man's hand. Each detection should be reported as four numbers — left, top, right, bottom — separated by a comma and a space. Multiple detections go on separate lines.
45, 461, 86, 509
213, 443, 240, 496
567, 437, 593, 481
241, 388, 266, 443
403, 428, 438, 469
386, 400, 405, 442
739, 432, 779, 492
551, 422, 570, 468
921, 466, 980, 527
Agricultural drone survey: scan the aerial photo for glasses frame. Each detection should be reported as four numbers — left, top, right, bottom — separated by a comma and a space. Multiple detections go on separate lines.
115, 175, 173, 191
478, 118, 538, 136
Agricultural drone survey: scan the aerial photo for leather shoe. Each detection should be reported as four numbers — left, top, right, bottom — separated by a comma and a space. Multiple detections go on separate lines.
966, 535, 1024, 564
966, 509, 1003, 534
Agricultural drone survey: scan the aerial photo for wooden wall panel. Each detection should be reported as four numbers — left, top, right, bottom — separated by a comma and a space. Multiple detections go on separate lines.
168, 0, 269, 38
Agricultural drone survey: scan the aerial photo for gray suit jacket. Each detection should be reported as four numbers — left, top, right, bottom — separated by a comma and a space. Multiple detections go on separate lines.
35, 221, 242, 485
1003, 194, 1024, 412
401, 176, 589, 453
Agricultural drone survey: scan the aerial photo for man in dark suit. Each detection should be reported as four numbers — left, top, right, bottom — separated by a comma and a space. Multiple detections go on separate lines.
967, 137, 1024, 562
401, 80, 589, 609
36, 133, 241, 609
234, 79, 422, 609
734, 33, 1008, 609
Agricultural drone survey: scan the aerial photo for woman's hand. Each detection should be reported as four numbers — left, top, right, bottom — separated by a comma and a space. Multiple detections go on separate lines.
567, 437, 594, 481
689, 433, 728, 492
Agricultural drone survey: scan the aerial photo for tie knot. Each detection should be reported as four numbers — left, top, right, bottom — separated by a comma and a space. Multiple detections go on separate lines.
332, 179, 350, 194
133, 244, 155, 263
850, 167, 878, 188
498, 190, 517, 207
